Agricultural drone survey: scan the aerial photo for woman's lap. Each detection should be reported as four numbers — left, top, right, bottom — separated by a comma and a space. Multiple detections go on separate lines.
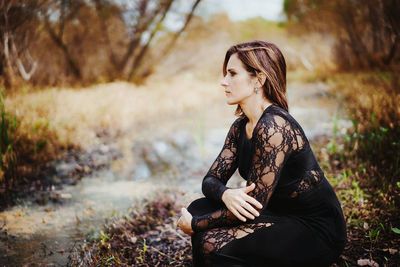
187, 197, 337, 267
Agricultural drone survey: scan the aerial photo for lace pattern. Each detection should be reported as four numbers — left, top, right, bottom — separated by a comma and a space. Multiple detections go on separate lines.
192, 105, 325, 263
201, 118, 242, 203
199, 222, 273, 266
289, 169, 324, 198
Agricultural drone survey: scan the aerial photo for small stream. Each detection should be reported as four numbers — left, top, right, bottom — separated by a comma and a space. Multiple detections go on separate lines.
0, 82, 351, 266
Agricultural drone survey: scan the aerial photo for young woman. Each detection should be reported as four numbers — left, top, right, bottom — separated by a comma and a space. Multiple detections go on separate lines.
177, 40, 347, 267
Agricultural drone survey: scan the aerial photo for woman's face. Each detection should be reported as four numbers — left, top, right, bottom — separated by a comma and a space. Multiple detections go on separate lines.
220, 53, 255, 105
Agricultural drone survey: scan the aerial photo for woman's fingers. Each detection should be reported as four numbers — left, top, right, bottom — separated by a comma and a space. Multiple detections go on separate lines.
244, 194, 263, 210
242, 184, 263, 209
243, 183, 256, 193
231, 208, 247, 222
241, 201, 260, 217
225, 185, 264, 221
236, 204, 255, 220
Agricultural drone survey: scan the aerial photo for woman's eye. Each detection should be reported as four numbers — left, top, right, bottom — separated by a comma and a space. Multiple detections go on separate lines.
229, 72, 236, 76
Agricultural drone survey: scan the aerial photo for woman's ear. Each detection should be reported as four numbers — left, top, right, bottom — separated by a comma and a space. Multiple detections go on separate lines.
255, 72, 267, 88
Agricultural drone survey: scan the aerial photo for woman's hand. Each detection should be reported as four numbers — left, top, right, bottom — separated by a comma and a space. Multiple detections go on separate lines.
177, 207, 194, 236
221, 183, 263, 222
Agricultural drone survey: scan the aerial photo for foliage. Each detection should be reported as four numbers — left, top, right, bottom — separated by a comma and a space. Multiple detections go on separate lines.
301, 69, 400, 265
0, 88, 68, 203
0, 0, 203, 88
334, 73, 399, 196
283, 0, 400, 70
0, 89, 17, 194
312, 71, 400, 265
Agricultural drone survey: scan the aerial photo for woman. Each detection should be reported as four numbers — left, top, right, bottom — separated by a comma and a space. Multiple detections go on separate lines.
176, 40, 347, 267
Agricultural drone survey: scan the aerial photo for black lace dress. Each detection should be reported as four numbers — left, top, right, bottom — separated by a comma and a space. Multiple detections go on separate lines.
187, 103, 347, 267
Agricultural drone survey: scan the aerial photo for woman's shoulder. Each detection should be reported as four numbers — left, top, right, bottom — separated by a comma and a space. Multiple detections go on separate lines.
256, 104, 307, 139
259, 105, 289, 125
261, 104, 299, 126
232, 115, 247, 125
227, 114, 246, 129
226, 116, 247, 138
258, 104, 310, 145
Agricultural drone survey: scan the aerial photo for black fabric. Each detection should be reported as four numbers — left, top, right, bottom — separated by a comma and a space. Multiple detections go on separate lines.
188, 103, 347, 266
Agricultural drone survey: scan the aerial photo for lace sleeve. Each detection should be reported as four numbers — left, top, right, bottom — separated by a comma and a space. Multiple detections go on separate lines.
192, 114, 294, 232
201, 118, 242, 204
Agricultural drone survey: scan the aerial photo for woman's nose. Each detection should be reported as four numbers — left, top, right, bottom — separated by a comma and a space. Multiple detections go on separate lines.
220, 77, 228, 86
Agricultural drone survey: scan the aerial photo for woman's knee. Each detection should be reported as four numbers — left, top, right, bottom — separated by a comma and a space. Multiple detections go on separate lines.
187, 197, 206, 215
187, 197, 222, 216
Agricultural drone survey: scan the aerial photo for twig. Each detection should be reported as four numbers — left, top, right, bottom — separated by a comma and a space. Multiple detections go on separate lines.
165, 224, 191, 245
148, 246, 173, 260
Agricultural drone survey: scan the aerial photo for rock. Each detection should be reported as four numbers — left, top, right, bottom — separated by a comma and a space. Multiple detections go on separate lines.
132, 162, 152, 180
55, 162, 78, 177
130, 131, 203, 179
49, 191, 72, 203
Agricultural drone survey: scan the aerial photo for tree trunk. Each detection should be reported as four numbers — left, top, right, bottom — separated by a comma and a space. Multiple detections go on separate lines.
339, 4, 373, 68
93, 0, 120, 78
44, 17, 82, 80
127, 0, 174, 80
2, 32, 16, 89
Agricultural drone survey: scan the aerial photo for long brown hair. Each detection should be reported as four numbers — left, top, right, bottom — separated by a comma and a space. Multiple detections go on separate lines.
222, 40, 288, 116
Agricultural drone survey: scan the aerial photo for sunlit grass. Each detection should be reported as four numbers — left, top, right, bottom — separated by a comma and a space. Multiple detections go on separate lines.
0, 90, 18, 191
1, 75, 228, 196
5, 77, 222, 149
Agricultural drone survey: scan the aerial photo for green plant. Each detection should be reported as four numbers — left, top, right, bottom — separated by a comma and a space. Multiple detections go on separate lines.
99, 230, 110, 246
136, 238, 148, 264
391, 227, 400, 234
326, 114, 340, 155
0, 91, 18, 192
351, 179, 364, 205
334, 73, 400, 197
367, 226, 381, 244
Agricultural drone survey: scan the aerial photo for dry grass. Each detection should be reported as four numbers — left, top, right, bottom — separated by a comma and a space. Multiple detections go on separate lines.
1, 73, 233, 200
5, 75, 224, 149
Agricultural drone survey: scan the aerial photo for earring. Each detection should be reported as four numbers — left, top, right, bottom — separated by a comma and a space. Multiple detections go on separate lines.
254, 87, 259, 94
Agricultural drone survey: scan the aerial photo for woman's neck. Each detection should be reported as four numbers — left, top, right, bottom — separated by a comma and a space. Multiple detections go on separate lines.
241, 98, 272, 125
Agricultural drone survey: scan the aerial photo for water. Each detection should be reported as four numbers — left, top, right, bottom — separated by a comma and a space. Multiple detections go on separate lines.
0, 170, 178, 266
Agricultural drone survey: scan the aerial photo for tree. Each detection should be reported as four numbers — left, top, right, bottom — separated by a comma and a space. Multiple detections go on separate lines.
93, 0, 203, 82
0, 0, 40, 89
284, 0, 400, 70
0, 0, 204, 87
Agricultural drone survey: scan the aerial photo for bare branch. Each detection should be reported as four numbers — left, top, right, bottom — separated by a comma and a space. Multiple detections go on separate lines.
161, 0, 202, 58
128, 0, 174, 79
119, 0, 166, 74
42, 8, 82, 79
10, 34, 37, 80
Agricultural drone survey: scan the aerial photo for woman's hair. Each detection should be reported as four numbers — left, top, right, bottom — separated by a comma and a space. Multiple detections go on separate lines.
222, 40, 288, 116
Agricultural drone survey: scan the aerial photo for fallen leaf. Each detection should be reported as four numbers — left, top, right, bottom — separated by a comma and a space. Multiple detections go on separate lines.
357, 258, 379, 267
382, 248, 398, 255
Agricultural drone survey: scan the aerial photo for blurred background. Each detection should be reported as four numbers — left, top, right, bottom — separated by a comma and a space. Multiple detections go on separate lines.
0, 0, 399, 266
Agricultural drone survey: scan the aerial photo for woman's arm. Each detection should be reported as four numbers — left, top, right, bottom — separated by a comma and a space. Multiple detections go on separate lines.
192, 114, 294, 232
201, 118, 242, 204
